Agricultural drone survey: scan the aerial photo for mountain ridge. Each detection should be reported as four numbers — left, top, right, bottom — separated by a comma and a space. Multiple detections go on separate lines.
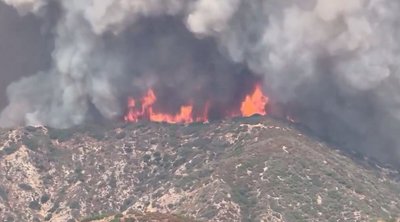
0, 116, 399, 221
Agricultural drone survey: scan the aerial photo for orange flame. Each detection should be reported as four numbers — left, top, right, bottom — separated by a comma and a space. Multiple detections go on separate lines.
240, 85, 268, 117
124, 89, 195, 123
124, 84, 268, 123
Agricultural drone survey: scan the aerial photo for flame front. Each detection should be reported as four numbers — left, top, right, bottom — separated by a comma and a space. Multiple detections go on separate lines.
124, 89, 195, 123
124, 84, 268, 123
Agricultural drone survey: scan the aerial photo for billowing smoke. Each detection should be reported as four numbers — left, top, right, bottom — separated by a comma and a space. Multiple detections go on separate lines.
1, 0, 400, 167
0, 1, 52, 110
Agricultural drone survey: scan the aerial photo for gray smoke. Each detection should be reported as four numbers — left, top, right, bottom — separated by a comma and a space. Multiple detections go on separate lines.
1, 0, 400, 167
0, 1, 52, 110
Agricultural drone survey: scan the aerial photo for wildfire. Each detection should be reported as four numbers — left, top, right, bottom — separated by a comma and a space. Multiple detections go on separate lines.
124, 84, 268, 123
240, 85, 268, 117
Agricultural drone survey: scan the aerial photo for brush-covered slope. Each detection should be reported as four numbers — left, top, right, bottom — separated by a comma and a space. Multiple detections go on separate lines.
0, 116, 399, 222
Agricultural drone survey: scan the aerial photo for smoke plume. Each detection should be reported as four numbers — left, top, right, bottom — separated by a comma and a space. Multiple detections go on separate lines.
1, 0, 400, 167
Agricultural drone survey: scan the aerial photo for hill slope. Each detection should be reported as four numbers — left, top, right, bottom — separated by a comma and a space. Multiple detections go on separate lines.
0, 116, 399, 222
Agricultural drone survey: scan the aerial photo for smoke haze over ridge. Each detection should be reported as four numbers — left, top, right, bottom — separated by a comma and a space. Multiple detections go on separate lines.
1, 0, 400, 167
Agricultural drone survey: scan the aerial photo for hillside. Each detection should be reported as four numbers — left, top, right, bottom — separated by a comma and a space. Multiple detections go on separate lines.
0, 116, 399, 222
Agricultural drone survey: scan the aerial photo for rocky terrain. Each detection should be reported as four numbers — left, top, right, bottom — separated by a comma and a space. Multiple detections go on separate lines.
0, 116, 399, 222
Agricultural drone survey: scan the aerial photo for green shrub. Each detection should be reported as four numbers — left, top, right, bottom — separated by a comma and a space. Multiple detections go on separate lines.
81, 213, 110, 222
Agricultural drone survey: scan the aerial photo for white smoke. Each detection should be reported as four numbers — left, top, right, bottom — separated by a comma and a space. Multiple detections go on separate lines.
2, 0, 45, 15
194, 0, 400, 96
2, 0, 400, 166
187, 0, 240, 34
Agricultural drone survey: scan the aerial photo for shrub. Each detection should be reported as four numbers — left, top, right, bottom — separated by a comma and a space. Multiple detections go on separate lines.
143, 154, 151, 162
115, 131, 126, 139
108, 174, 117, 188
120, 197, 135, 212
200, 207, 218, 219
0, 186, 7, 201
124, 146, 133, 153
110, 214, 124, 222
44, 214, 52, 221
40, 194, 50, 204
76, 124, 107, 140
28, 201, 41, 210
74, 167, 85, 182
22, 136, 39, 151
173, 157, 186, 168
18, 183, 33, 191
25, 126, 38, 132
114, 213, 123, 218
48, 202, 60, 213
81, 213, 110, 222
69, 201, 80, 209
48, 128, 74, 142
88, 130, 105, 140
4, 143, 19, 155
231, 185, 257, 209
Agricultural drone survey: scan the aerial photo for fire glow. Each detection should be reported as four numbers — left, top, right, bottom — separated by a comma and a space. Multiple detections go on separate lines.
124, 84, 268, 123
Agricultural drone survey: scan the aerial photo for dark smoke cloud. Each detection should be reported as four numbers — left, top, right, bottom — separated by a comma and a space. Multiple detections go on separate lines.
1, 0, 400, 167
0, 1, 52, 109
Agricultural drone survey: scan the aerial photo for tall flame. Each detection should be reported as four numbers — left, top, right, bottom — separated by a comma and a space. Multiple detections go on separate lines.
124, 84, 268, 123
240, 85, 268, 117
